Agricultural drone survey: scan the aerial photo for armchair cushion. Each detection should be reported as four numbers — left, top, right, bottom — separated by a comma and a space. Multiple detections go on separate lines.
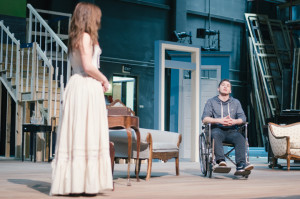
291, 149, 300, 156
290, 142, 300, 149
152, 143, 178, 152
139, 128, 180, 153
109, 129, 149, 158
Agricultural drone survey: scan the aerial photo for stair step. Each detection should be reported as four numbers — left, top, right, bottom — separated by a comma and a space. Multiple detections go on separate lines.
42, 106, 61, 117
1, 44, 19, 52
4, 69, 51, 80
42, 99, 61, 108
39, 99, 61, 115
1, 56, 43, 66
11, 80, 60, 93
45, 51, 68, 60
11, 77, 58, 87
36, 91, 61, 100
0, 69, 8, 74
15, 85, 61, 95
2, 51, 68, 64
21, 90, 61, 101
6, 63, 50, 72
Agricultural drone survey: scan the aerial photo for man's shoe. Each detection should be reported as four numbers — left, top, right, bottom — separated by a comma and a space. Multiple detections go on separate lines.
245, 164, 254, 171
236, 162, 245, 172
218, 161, 227, 167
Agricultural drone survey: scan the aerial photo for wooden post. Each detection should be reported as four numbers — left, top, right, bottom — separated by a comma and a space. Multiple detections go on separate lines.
24, 102, 31, 158
15, 101, 23, 158
31, 42, 37, 101
35, 102, 44, 162
5, 94, 11, 157
0, 81, 2, 145
25, 102, 31, 123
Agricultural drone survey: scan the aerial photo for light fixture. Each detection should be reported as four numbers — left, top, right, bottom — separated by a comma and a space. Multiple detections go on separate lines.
196, 28, 217, 38
172, 31, 192, 44
196, 28, 220, 51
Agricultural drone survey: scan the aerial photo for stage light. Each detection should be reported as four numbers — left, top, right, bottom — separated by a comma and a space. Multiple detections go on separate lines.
196, 28, 217, 38
196, 28, 220, 51
171, 31, 192, 44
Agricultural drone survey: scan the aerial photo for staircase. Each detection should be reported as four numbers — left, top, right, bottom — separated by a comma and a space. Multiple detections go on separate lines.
0, 4, 71, 160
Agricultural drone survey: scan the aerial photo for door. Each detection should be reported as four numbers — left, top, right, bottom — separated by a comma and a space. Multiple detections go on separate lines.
112, 75, 137, 113
179, 65, 221, 160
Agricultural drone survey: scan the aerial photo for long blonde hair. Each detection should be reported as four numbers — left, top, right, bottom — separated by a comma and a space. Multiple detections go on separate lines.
68, 2, 101, 53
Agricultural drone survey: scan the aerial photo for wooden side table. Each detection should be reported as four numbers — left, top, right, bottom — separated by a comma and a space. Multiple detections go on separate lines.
22, 124, 53, 162
108, 115, 140, 184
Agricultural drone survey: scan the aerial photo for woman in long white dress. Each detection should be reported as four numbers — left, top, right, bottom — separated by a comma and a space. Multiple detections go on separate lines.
50, 2, 113, 195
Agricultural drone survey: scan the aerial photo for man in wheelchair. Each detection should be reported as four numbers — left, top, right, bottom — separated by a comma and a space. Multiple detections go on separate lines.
201, 79, 254, 174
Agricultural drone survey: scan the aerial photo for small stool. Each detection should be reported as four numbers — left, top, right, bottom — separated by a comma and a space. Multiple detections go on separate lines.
22, 124, 53, 162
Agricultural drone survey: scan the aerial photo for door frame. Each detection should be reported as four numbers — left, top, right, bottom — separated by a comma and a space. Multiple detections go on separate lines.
154, 40, 201, 162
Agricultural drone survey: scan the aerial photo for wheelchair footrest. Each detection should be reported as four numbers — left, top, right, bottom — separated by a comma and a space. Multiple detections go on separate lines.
213, 166, 231, 173
234, 170, 251, 176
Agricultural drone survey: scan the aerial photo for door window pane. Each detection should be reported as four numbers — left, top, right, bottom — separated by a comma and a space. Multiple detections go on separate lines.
112, 76, 136, 112
201, 69, 217, 79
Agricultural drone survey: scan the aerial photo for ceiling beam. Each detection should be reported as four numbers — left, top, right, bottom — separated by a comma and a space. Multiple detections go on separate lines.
278, 0, 300, 9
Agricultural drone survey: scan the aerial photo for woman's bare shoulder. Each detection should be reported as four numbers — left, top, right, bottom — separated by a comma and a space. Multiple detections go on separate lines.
82, 32, 91, 43
80, 33, 93, 51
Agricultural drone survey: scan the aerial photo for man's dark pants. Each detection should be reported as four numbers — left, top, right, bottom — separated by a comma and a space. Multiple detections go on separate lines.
211, 127, 246, 165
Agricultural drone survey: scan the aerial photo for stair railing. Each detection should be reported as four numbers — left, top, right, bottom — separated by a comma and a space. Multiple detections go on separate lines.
27, 4, 71, 78
19, 42, 62, 125
34, 8, 71, 42
27, 4, 70, 124
0, 20, 20, 102
27, 3, 70, 92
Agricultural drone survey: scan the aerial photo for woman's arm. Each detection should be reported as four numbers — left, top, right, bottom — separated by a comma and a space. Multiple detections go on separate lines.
79, 32, 109, 92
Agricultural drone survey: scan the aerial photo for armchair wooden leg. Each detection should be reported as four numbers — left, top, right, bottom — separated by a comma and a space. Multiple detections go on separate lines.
109, 142, 115, 174
272, 157, 276, 169
126, 128, 132, 186
135, 159, 141, 176
109, 142, 115, 191
175, 156, 179, 176
287, 156, 291, 171
146, 156, 152, 181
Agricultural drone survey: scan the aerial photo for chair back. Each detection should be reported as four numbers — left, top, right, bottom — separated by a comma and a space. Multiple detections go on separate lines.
268, 122, 300, 137
107, 99, 135, 116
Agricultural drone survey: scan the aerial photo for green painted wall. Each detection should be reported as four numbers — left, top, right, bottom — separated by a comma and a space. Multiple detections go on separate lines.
0, 0, 26, 18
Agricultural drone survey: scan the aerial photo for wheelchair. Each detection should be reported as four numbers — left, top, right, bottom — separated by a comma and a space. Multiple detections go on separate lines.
199, 123, 250, 178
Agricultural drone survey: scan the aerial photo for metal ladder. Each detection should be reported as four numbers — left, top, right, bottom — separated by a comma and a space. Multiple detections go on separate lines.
245, 13, 281, 117
269, 19, 292, 70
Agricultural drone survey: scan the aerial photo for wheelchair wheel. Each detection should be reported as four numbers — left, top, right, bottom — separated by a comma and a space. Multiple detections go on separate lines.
208, 160, 213, 178
199, 133, 208, 176
208, 151, 214, 178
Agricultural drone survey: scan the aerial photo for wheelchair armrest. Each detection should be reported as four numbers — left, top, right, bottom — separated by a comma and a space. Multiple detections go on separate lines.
202, 122, 248, 140
202, 123, 211, 130
202, 122, 248, 128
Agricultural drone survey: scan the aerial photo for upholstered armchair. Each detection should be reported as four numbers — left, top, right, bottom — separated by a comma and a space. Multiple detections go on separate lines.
268, 122, 300, 170
133, 128, 182, 180
107, 100, 182, 180
110, 128, 182, 180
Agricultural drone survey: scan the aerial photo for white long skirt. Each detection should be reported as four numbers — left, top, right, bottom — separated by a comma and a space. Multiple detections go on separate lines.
50, 74, 113, 195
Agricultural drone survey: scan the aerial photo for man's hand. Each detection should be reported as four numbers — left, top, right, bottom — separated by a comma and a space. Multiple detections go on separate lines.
219, 115, 236, 126
203, 116, 242, 126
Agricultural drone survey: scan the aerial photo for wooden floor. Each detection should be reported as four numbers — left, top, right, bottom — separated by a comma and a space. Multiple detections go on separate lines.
0, 157, 300, 199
